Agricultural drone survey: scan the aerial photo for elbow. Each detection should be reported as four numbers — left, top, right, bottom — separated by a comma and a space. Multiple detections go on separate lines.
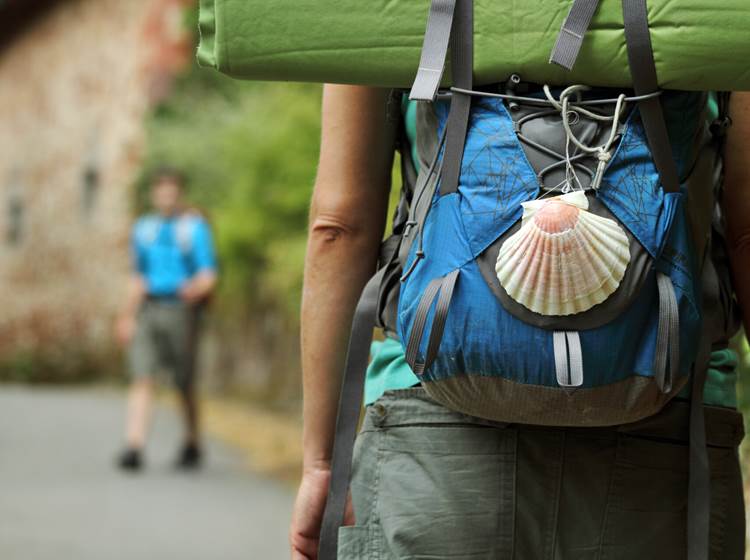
309, 214, 362, 245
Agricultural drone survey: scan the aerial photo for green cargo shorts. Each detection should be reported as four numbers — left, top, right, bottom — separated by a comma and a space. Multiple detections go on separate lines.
128, 299, 202, 392
340, 388, 745, 559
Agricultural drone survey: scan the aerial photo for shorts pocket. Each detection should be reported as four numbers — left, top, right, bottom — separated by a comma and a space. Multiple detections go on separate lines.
600, 436, 688, 560
377, 424, 516, 559
601, 428, 746, 560
337, 526, 370, 559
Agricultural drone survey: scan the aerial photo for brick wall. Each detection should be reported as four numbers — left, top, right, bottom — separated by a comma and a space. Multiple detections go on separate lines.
0, 0, 191, 365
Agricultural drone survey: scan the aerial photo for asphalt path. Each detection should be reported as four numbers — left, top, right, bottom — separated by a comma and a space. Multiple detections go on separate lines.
0, 386, 294, 560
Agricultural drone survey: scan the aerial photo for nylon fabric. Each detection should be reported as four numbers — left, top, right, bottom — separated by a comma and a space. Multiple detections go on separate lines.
549, 0, 602, 70
409, 0, 457, 101
398, 94, 703, 395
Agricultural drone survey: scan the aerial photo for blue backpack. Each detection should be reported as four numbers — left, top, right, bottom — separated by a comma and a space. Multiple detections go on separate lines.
319, 1, 736, 558
396, 89, 702, 426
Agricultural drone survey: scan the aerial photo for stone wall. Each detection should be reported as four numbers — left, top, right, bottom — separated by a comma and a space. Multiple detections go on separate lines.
0, 0, 191, 369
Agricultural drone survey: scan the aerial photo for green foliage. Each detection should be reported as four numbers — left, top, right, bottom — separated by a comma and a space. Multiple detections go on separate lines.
140, 65, 322, 321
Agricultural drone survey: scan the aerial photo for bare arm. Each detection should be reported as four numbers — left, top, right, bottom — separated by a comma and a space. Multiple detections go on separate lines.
180, 270, 217, 304
115, 275, 147, 347
291, 85, 396, 559
123, 275, 146, 317
723, 93, 750, 333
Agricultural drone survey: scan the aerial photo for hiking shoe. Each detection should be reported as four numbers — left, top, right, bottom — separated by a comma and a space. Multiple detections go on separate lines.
117, 448, 143, 472
175, 443, 203, 470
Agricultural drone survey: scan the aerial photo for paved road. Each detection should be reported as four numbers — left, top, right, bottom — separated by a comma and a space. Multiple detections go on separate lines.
0, 386, 294, 560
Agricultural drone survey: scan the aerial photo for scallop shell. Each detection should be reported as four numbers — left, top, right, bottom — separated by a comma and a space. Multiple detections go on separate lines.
495, 191, 630, 316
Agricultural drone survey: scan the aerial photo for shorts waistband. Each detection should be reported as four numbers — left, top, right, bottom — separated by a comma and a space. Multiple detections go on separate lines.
146, 294, 181, 303
364, 387, 744, 448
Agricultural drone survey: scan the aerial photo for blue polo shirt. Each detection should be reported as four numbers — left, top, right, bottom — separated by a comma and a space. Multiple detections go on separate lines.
132, 213, 217, 297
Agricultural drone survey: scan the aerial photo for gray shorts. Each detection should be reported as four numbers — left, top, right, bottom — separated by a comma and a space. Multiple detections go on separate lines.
128, 299, 202, 392
340, 388, 745, 559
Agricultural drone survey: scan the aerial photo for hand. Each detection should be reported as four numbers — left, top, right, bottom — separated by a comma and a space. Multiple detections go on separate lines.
180, 272, 216, 305
289, 465, 354, 559
179, 283, 204, 305
115, 315, 137, 348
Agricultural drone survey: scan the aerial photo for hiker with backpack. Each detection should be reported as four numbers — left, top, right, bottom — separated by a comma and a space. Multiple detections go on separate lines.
258, 0, 750, 557
115, 168, 217, 471
289, 84, 750, 560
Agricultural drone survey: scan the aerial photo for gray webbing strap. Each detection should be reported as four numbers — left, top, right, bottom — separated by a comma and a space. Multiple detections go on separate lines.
406, 269, 460, 375
686, 260, 720, 560
654, 272, 679, 393
549, 0, 602, 70
405, 277, 443, 369
439, 0, 473, 196
398, 129, 446, 272
318, 267, 386, 560
622, 0, 680, 194
553, 331, 584, 387
688, 330, 711, 560
409, 0, 458, 101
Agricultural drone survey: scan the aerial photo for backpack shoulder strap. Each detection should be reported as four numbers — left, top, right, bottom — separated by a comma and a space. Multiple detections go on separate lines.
134, 215, 161, 246
318, 267, 386, 560
174, 214, 198, 254
622, 0, 679, 193
439, 0, 473, 197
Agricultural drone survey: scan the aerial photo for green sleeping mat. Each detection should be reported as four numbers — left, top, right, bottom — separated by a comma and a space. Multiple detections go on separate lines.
197, 0, 750, 91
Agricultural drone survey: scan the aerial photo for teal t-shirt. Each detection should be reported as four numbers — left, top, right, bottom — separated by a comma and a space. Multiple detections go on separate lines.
363, 95, 738, 409
364, 338, 419, 405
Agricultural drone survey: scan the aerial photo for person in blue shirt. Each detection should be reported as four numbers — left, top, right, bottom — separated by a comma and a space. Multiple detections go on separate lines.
115, 168, 218, 471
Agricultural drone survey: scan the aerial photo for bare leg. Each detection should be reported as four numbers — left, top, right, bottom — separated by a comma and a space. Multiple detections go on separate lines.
125, 377, 154, 449
178, 384, 200, 447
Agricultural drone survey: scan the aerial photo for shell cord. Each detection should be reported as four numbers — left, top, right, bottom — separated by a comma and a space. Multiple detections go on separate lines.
448, 87, 660, 107
547, 85, 628, 191
445, 84, 640, 196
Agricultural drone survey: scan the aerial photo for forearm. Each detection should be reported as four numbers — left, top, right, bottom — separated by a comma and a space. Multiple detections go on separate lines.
120, 275, 146, 318
300, 220, 381, 470
182, 270, 217, 301
300, 85, 396, 472
722, 92, 750, 332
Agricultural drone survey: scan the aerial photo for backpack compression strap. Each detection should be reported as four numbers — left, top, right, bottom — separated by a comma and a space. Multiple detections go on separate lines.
409, 0, 457, 102
317, 267, 385, 560
622, 0, 680, 194
439, 0, 473, 196
549, 0, 602, 70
